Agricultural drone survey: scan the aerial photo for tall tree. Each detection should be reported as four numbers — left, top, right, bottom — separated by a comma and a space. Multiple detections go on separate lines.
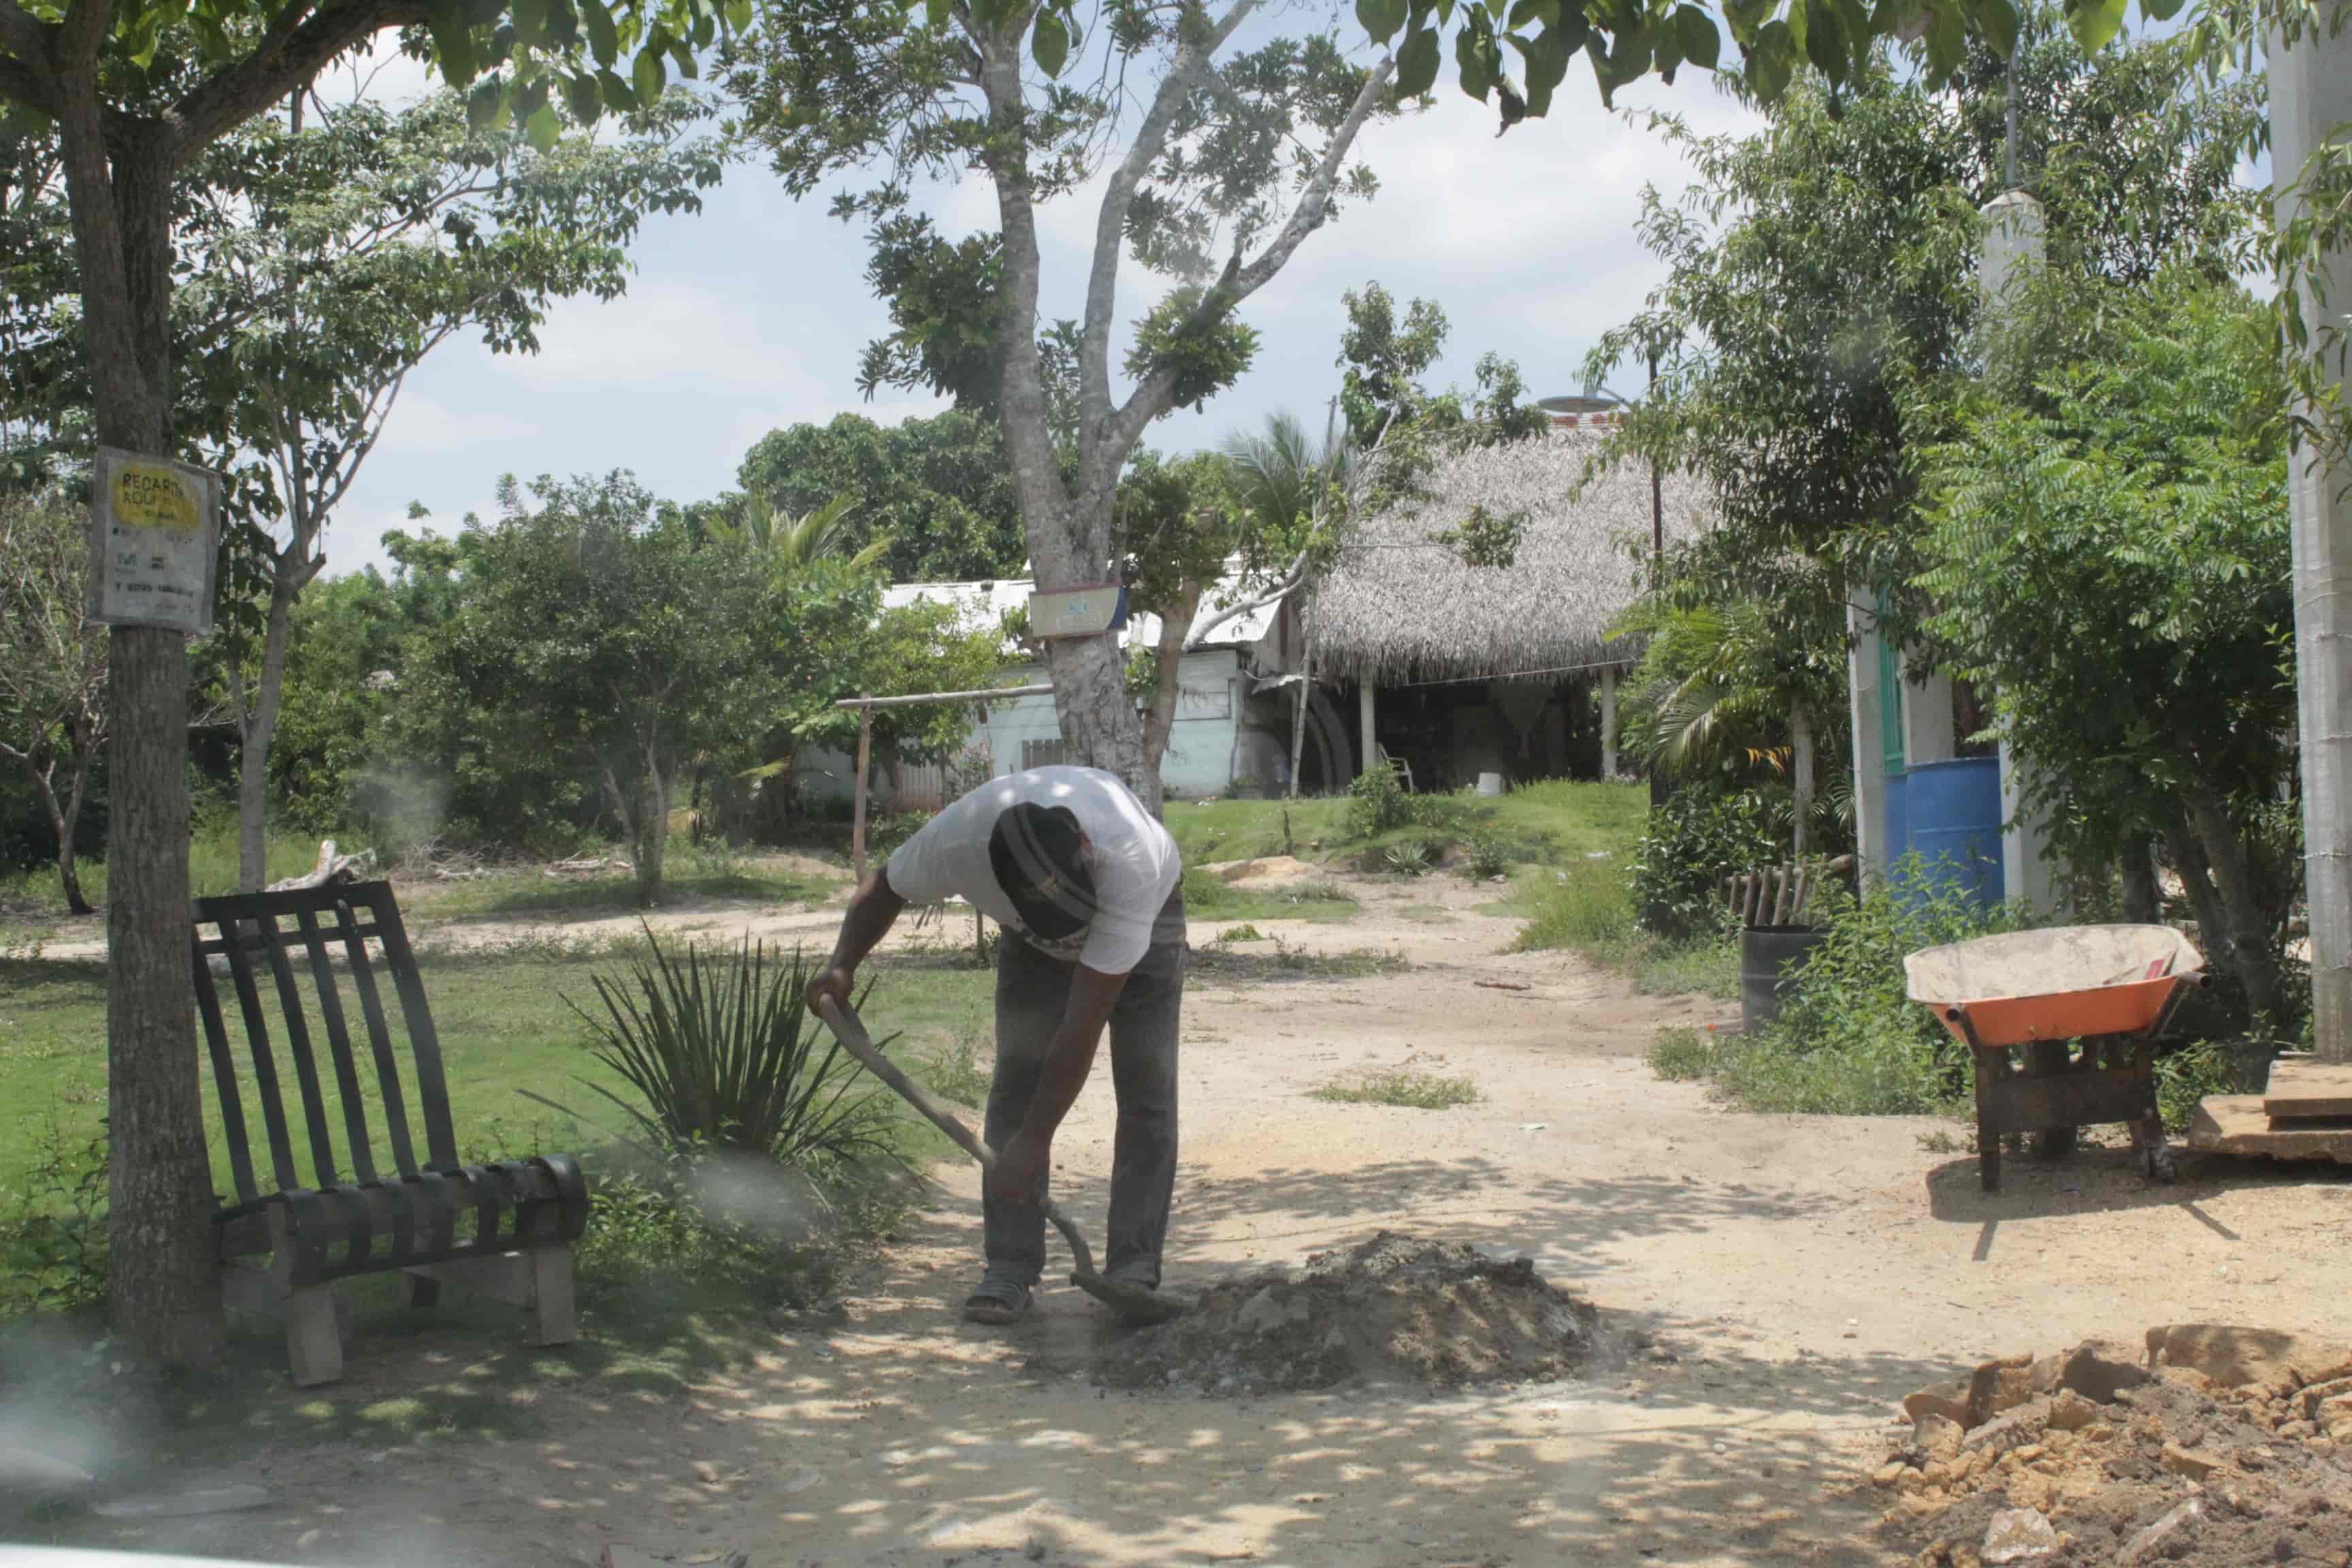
0, 0, 736, 1365
168, 86, 725, 892
0, 491, 106, 912
734, 0, 1416, 806
404, 472, 775, 904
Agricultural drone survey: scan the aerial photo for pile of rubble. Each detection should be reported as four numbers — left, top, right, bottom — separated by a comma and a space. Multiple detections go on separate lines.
1876, 1325, 2352, 1567
1092, 1232, 1601, 1398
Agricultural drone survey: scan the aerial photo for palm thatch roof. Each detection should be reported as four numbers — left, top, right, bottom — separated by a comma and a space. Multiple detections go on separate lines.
1307, 429, 1718, 685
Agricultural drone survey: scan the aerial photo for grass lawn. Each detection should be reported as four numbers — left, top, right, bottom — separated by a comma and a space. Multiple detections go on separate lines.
1162, 779, 1647, 870
0, 936, 992, 1201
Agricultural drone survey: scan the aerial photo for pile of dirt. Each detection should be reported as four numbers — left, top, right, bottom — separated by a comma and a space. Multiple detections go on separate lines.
1092, 1231, 1601, 1398
1876, 1325, 2352, 1567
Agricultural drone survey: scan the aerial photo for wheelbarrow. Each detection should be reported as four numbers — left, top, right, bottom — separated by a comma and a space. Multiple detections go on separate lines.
1904, 925, 2205, 1191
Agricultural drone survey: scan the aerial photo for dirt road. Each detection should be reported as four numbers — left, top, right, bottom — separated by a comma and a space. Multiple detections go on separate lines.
59, 870, 2352, 1567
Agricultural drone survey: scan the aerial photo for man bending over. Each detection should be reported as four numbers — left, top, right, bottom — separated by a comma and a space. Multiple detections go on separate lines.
808, 765, 1184, 1324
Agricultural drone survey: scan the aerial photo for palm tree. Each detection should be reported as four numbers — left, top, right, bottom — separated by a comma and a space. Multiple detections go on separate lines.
712, 491, 892, 578
1219, 410, 1351, 540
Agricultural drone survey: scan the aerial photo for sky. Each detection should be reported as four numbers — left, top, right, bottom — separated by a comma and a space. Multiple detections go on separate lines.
327, 40, 1763, 579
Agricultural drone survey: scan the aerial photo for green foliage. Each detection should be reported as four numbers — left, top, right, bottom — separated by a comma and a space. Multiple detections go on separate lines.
1629, 788, 1778, 939
1914, 274, 2293, 1021
732, 410, 1027, 582
392, 472, 777, 893
1311, 1068, 1480, 1110
1346, 762, 1411, 838
1382, 837, 1434, 876
1217, 924, 1265, 943
917, 1027, 993, 1109
1424, 503, 1527, 570
1702, 868, 2013, 1115
1125, 287, 1260, 413
574, 932, 896, 1169
0, 1123, 108, 1318
1514, 856, 1640, 956
1461, 829, 1514, 880
1647, 1026, 1718, 1082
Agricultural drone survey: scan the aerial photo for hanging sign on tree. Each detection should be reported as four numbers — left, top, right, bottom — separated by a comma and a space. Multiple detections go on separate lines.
1028, 582, 1128, 639
86, 446, 222, 635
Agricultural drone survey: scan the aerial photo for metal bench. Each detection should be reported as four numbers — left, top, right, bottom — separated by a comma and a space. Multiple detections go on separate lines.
190, 880, 589, 1386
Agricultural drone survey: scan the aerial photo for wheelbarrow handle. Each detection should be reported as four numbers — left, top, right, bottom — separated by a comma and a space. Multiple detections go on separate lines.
814, 996, 1096, 1277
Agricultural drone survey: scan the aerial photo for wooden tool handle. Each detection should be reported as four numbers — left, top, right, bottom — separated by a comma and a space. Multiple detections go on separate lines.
815, 996, 1096, 1277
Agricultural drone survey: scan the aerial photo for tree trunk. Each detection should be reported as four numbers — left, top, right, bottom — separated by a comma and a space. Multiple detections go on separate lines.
633, 748, 669, 908
1790, 704, 1816, 859
1047, 627, 1151, 807
2119, 839, 2161, 924
2184, 784, 2290, 1028
54, 74, 225, 1364
1140, 579, 1205, 796
2274, 20, 2352, 1062
235, 574, 299, 892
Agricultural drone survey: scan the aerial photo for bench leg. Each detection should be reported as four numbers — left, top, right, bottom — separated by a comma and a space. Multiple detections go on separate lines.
403, 1245, 578, 1346
286, 1286, 346, 1388
406, 1273, 443, 1309
526, 1245, 578, 1347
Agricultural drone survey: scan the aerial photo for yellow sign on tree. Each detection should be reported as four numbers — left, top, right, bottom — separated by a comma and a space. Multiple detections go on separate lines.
86, 446, 221, 635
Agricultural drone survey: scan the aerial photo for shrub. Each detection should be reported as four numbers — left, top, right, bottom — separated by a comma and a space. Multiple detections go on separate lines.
1703, 865, 2016, 1115
574, 932, 898, 1172
0, 1124, 108, 1318
920, 1027, 994, 1109
1629, 787, 1780, 938
1345, 763, 1411, 838
1512, 856, 1639, 957
1461, 828, 1513, 880
1648, 1027, 1718, 1081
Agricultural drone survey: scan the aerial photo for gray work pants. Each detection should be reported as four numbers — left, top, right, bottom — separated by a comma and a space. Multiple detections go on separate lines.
983, 919, 1185, 1290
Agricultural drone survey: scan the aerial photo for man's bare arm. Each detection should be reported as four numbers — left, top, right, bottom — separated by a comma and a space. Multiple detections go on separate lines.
807, 868, 908, 1015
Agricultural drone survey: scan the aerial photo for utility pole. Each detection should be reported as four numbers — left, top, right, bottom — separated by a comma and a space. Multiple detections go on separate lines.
2275, 14, 2352, 1063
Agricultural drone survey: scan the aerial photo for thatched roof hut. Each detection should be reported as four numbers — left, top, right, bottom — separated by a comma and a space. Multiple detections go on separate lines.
1307, 428, 1718, 685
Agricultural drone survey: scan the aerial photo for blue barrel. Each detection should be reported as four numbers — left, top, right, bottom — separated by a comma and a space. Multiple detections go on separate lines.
1906, 756, 2006, 907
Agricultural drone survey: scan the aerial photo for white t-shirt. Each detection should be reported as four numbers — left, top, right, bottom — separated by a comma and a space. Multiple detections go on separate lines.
885, 766, 1181, 974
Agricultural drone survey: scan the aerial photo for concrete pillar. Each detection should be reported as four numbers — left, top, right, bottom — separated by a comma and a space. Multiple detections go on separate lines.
1599, 666, 1618, 780
2275, 19, 2352, 1062
1846, 593, 1889, 882
1358, 681, 1377, 777
1999, 734, 2063, 917
1901, 666, 1955, 770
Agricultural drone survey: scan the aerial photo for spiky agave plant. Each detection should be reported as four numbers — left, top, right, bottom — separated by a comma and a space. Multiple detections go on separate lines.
574, 930, 899, 1173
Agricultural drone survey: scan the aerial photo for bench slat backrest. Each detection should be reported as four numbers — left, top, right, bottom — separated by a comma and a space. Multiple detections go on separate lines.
190, 881, 457, 1204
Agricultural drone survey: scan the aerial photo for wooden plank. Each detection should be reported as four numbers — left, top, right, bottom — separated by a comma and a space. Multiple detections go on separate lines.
2264, 1060, 2352, 1121
2189, 1095, 2352, 1162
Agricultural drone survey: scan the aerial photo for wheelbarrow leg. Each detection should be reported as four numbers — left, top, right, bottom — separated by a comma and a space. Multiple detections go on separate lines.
2026, 1040, 2078, 1161
1972, 1045, 2002, 1192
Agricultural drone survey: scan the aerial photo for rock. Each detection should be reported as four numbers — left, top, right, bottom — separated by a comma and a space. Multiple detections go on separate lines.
1874, 1460, 1913, 1488
2059, 1339, 2151, 1403
1963, 1399, 2051, 1456
1981, 1507, 2061, 1564
2046, 1390, 2102, 1432
2116, 1498, 2202, 1568
1916, 1413, 1965, 1459
1967, 1355, 2040, 1427
2298, 1376, 2352, 1420
601, 1549, 662, 1568
2145, 1325, 2352, 1390
2312, 1392, 2352, 1428
2161, 1443, 2230, 1480
1906, 1381, 1972, 1427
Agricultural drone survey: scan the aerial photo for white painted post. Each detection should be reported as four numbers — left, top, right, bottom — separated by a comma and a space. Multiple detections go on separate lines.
2276, 19, 2352, 1063
1901, 668, 1955, 770
1999, 736, 2063, 917
1847, 593, 1888, 883
1358, 681, 1377, 777
1600, 666, 1618, 781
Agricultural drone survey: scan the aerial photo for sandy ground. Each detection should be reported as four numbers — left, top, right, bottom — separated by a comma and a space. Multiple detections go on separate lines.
44, 870, 2352, 1567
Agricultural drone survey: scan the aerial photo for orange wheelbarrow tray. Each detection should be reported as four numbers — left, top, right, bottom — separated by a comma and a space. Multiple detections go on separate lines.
1903, 925, 2206, 1191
